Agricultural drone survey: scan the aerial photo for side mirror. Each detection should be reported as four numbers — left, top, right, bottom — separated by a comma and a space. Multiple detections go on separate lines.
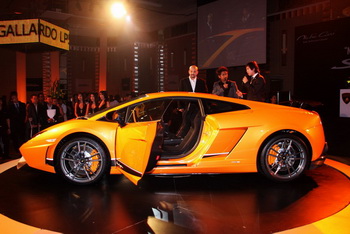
115, 113, 126, 127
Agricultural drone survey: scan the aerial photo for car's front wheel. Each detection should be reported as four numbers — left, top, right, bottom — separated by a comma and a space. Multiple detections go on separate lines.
259, 134, 309, 182
55, 137, 109, 185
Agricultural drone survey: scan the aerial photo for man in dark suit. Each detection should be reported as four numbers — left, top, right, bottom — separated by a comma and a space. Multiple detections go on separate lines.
8, 91, 26, 152
179, 65, 208, 93
242, 61, 266, 102
176, 65, 207, 137
26, 94, 44, 140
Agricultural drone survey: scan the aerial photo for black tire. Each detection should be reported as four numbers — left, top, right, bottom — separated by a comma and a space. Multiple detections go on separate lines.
259, 134, 309, 182
55, 137, 109, 185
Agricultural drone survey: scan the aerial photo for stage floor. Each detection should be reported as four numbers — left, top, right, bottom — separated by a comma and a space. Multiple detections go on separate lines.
0, 159, 349, 234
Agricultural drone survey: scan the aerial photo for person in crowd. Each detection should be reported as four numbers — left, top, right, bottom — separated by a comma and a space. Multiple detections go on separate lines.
0, 97, 10, 159
115, 94, 122, 103
179, 65, 208, 93
58, 98, 67, 121
26, 94, 44, 140
109, 94, 119, 107
74, 93, 88, 118
65, 96, 75, 120
87, 93, 98, 114
123, 93, 136, 102
8, 91, 26, 153
38, 93, 46, 106
43, 95, 60, 129
53, 97, 65, 123
269, 92, 277, 104
72, 93, 78, 105
98, 91, 110, 110
242, 61, 266, 102
212, 66, 243, 98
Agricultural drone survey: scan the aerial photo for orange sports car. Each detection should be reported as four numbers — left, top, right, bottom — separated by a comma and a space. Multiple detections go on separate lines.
19, 92, 327, 185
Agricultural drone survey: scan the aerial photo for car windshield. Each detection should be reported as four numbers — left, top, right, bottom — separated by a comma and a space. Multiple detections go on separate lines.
86, 94, 147, 118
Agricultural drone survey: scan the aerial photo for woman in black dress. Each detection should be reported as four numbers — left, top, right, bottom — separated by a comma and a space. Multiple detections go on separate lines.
87, 93, 98, 114
98, 91, 110, 111
74, 93, 87, 118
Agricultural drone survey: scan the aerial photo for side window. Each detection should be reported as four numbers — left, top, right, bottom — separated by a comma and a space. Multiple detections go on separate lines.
103, 107, 127, 123
202, 98, 250, 114
127, 99, 171, 123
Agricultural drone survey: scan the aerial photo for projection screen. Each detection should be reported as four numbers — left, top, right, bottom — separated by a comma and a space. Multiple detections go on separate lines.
197, 0, 266, 69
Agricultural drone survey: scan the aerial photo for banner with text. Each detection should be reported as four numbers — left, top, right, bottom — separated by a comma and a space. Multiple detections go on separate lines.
0, 19, 69, 50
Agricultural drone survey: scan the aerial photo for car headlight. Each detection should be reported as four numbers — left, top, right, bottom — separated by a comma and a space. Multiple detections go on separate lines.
46, 138, 56, 143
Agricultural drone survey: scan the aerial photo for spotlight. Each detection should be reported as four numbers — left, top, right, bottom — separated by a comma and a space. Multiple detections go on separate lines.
111, 2, 127, 18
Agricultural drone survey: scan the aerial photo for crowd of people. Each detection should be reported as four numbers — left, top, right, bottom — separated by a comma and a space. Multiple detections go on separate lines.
0, 90, 134, 160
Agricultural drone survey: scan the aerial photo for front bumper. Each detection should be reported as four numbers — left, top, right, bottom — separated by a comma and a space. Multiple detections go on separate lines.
17, 157, 27, 169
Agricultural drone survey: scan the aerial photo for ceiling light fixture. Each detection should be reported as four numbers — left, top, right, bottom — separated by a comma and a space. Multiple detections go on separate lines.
111, 2, 127, 18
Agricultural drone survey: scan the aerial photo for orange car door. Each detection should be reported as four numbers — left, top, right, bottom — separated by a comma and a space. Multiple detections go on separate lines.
115, 120, 159, 185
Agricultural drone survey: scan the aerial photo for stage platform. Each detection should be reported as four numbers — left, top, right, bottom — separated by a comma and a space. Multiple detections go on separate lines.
0, 159, 349, 234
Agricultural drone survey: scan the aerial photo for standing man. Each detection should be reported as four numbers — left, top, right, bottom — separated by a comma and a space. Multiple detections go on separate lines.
8, 91, 26, 153
212, 66, 243, 98
0, 97, 10, 159
43, 96, 60, 129
26, 94, 44, 140
177, 65, 207, 137
179, 65, 208, 93
242, 61, 266, 102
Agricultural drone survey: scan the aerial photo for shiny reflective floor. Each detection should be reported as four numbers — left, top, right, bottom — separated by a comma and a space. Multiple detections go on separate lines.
0, 161, 350, 234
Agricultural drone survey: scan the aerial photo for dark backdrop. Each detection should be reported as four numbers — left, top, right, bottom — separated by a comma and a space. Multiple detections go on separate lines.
294, 17, 350, 118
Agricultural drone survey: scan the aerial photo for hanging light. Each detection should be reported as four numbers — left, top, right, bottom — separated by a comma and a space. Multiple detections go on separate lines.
111, 2, 127, 18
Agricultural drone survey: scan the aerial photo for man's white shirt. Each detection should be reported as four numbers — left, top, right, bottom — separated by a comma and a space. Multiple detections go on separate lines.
189, 77, 197, 92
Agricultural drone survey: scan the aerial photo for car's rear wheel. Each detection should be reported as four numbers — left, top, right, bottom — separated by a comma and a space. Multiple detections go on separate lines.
259, 134, 309, 182
55, 137, 109, 185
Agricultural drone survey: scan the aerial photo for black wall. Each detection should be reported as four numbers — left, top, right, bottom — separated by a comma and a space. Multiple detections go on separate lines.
294, 17, 350, 117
